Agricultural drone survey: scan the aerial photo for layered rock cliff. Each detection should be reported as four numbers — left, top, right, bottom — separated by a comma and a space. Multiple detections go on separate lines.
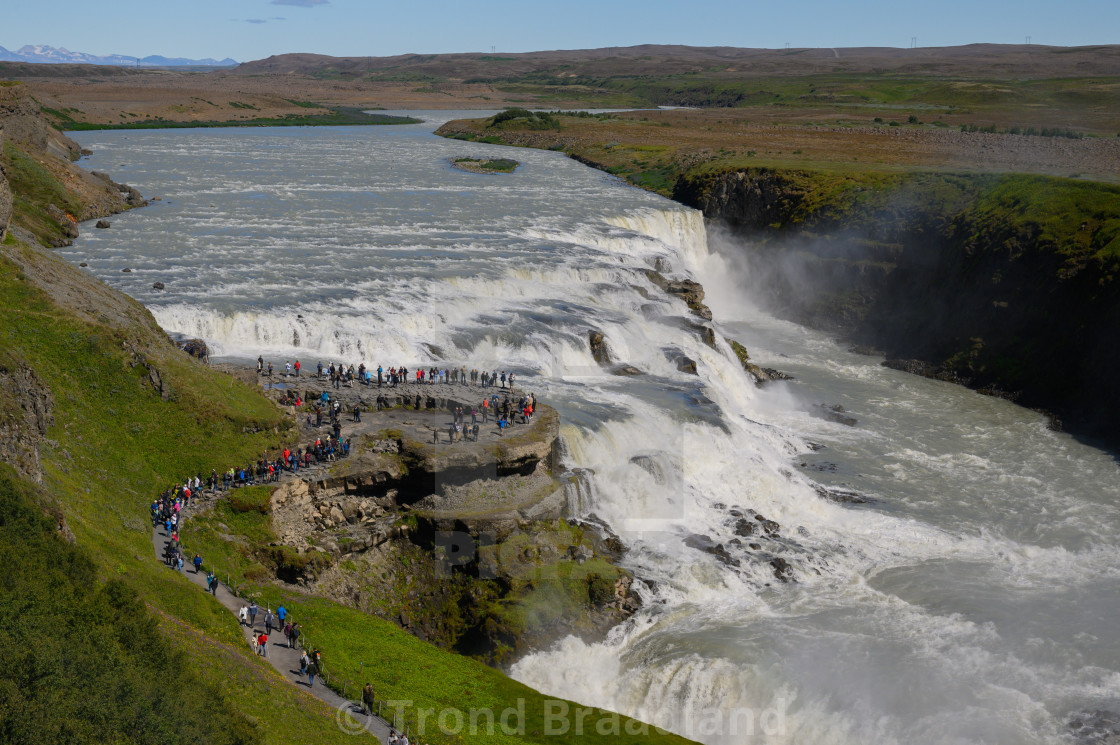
676, 166, 1120, 446
0, 82, 144, 245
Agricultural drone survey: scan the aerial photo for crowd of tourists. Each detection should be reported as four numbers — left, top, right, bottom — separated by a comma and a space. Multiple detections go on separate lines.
261, 353, 541, 445
153, 485, 404, 732
257, 355, 521, 391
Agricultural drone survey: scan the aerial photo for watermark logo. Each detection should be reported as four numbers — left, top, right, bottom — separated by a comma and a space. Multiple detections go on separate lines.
335, 696, 788, 740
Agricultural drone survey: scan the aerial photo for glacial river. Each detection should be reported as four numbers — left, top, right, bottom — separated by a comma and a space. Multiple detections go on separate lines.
64, 114, 1120, 745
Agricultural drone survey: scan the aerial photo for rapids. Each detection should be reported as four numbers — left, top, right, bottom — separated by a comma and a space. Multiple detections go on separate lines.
63, 114, 1120, 745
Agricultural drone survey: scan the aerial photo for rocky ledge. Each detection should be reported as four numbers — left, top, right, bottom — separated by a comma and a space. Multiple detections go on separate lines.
197, 369, 640, 666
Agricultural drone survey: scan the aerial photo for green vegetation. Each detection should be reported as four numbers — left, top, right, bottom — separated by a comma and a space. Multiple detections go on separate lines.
960, 122, 1085, 138
676, 166, 1120, 264
179, 490, 669, 744
0, 467, 257, 745
728, 339, 752, 368
46, 107, 419, 131
452, 157, 520, 173
519, 72, 1120, 127
222, 588, 688, 745
2, 140, 83, 244
228, 484, 274, 514
0, 217, 391, 741
487, 108, 560, 130
283, 98, 326, 108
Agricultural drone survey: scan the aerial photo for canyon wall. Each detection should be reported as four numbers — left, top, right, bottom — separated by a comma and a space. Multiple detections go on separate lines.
676, 166, 1120, 446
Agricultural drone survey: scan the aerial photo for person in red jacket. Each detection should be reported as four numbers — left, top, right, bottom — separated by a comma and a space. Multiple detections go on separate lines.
257, 632, 268, 657
294, 360, 301, 377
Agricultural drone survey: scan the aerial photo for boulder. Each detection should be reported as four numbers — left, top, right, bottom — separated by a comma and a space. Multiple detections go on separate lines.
45, 204, 79, 238
95, 220, 110, 229
811, 404, 857, 427
770, 557, 793, 582
699, 325, 717, 349
684, 533, 740, 567
610, 364, 643, 376
588, 330, 612, 366
733, 518, 756, 537
665, 279, 713, 320
152, 282, 165, 290
676, 356, 698, 375
178, 338, 209, 360
812, 484, 870, 505
747, 364, 795, 385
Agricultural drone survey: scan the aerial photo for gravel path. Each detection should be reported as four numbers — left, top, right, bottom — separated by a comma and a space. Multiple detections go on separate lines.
151, 521, 393, 742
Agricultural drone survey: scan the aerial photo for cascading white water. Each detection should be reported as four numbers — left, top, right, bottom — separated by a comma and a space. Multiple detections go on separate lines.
64, 116, 1120, 745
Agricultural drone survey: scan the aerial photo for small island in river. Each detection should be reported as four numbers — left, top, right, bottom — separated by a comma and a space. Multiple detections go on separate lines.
450, 156, 519, 174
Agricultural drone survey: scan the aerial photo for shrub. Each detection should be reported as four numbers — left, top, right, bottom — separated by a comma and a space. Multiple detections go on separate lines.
228, 485, 273, 514
587, 573, 615, 605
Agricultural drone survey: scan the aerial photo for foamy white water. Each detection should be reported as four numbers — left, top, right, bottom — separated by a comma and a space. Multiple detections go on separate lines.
65, 115, 1120, 745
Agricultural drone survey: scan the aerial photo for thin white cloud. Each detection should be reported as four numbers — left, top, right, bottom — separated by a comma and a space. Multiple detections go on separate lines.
245, 18, 268, 23
270, 0, 329, 6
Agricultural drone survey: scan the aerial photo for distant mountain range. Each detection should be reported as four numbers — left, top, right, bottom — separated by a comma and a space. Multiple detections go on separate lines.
0, 44, 237, 67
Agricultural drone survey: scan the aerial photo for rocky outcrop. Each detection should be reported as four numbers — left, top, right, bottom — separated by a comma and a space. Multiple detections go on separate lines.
177, 338, 209, 360
645, 269, 713, 320
0, 124, 11, 242
0, 84, 146, 243
727, 337, 793, 386
90, 171, 148, 208
673, 167, 809, 233
0, 360, 54, 483
0, 84, 82, 162
588, 330, 611, 365
45, 204, 79, 244
251, 395, 635, 667
676, 356, 698, 375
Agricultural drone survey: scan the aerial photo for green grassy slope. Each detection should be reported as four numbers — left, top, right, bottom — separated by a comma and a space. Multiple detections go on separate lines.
0, 466, 256, 745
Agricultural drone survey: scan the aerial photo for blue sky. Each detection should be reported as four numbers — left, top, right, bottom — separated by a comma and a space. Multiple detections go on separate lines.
4, 0, 1116, 62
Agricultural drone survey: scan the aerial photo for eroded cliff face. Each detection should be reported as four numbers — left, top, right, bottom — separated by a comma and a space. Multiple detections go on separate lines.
0, 85, 83, 162
677, 167, 1120, 446
0, 83, 146, 246
0, 362, 54, 484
